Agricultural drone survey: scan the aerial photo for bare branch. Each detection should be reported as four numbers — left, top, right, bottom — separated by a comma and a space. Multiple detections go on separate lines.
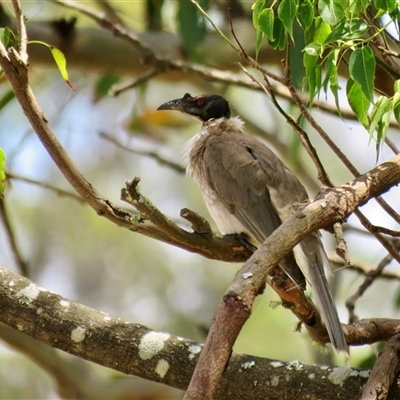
0, 199, 28, 276
11, 0, 27, 64
346, 249, 398, 324
110, 68, 161, 96
100, 132, 185, 174
361, 334, 400, 400
329, 254, 400, 282
333, 222, 352, 267
6, 171, 85, 203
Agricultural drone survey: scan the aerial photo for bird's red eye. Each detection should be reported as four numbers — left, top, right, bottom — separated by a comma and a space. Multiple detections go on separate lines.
197, 98, 205, 106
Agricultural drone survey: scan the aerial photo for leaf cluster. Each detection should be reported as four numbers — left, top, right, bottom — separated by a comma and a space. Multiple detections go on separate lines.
252, 0, 400, 154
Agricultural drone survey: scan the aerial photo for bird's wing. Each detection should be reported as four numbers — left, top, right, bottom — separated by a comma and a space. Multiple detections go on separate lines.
203, 133, 305, 241
203, 133, 306, 285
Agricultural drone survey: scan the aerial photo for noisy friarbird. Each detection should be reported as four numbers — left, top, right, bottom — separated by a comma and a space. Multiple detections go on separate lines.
157, 93, 348, 353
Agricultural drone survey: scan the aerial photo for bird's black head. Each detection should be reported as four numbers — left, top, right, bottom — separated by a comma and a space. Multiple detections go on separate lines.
157, 93, 231, 122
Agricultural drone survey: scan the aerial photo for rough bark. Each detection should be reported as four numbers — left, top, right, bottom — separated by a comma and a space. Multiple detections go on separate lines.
1, 263, 400, 400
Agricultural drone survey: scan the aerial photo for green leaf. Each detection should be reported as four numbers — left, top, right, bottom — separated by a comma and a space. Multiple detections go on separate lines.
252, 0, 266, 28
349, 0, 369, 16
376, 107, 391, 149
178, 0, 208, 61
299, 0, 314, 28
0, 148, 6, 198
303, 52, 322, 98
394, 104, 400, 127
0, 27, 12, 46
304, 43, 322, 56
369, 96, 392, 138
255, 29, 264, 59
394, 79, 400, 94
373, 99, 391, 159
346, 78, 370, 127
327, 51, 342, 114
323, 50, 336, 93
49, 46, 75, 91
373, 0, 396, 12
290, 21, 306, 89
393, 81, 400, 125
29, 41, 75, 90
318, 0, 346, 26
267, 17, 286, 50
307, 17, 332, 46
95, 74, 120, 100
349, 47, 376, 102
324, 18, 369, 43
278, 0, 297, 40
258, 8, 275, 40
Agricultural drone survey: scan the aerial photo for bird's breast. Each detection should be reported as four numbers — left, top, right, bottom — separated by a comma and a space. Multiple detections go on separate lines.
183, 128, 247, 235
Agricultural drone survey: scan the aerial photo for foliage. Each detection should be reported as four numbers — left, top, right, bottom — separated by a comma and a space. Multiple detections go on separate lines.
252, 0, 400, 154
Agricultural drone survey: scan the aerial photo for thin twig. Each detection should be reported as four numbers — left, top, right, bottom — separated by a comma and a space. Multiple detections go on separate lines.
333, 222, 352, 267
11, 0, 28, 64
110, 68, 160, 96
0, 199, 28, 277
6, 171, 85, 203
99, 132, 185, 174
371, 225, 400, 237
334, 260, 400, 282
346, 241, 400, 324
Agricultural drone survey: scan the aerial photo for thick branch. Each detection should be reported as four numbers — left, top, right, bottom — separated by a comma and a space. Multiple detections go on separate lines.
1, 263, 400, 400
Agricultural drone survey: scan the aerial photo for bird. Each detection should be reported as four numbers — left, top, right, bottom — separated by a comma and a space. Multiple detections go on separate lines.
157, 92, 348, 353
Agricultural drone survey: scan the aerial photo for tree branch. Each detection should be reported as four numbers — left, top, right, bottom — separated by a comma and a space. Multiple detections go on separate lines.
1, 263, 400, 400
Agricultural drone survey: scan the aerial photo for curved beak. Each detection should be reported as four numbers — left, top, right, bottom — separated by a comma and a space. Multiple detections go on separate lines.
157, 98, 184, 112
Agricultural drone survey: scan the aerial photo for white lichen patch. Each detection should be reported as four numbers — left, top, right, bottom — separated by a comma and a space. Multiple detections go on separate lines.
138, 331, 170, 360
17, 324, 24, 331
328, 367, 352, 386
103, 316, 112, 322
271, 376, 279, 387
188, 344, 202, 360
359, 370, 370, 379
71, 326, 87, 343
59, 300, 70, 308
155, 359, 170, 378
36, 307, 43, 315
8, 280, 15, 287
270, 361, 284, 368
286, 360, 303, 371
308, 373, 315, 380
241, 360, 255, 370
16, 284, 45, 305
242, 272, 253, 279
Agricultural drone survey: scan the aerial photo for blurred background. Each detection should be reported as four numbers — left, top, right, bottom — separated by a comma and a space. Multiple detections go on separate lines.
1, 0, 400, 398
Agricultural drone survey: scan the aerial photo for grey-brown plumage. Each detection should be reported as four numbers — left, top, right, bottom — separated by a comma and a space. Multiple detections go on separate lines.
157, 93, 348, 353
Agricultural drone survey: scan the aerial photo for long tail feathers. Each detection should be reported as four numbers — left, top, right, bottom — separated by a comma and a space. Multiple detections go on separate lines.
308, 266, 349, 354
293, 238, 348, 354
